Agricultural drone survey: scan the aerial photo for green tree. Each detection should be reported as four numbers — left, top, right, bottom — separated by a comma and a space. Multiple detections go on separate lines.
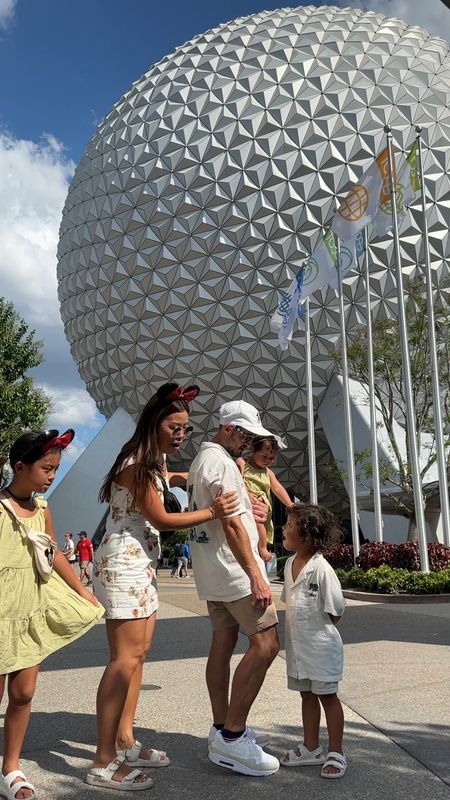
0, 298, 52, 475
330, 281, 450, 537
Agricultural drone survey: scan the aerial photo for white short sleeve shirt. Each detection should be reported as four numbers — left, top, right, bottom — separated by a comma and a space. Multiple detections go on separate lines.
282, 552, 345, 682
187, 442, 268, 601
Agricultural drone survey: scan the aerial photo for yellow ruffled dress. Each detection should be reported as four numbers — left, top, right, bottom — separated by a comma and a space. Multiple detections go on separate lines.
0, 496, 104, 674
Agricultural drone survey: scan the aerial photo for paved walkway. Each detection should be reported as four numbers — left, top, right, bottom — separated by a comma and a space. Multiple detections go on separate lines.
1, 572, 449, 799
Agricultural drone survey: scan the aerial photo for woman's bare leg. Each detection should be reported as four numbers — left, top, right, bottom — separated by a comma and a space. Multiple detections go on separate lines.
92, 618, 149, 784
116, 613, 157, 758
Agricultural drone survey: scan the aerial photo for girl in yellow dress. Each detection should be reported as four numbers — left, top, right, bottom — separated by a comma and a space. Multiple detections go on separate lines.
237, 436, 293, 562
0, 429, 103, 800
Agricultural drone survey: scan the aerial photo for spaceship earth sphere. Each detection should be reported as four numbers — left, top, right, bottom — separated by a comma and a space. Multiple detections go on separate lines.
57, 4, 450, 505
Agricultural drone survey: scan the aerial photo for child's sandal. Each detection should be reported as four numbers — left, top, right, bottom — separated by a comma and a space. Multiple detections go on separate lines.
281, 743, 325, 767
321, 751, 347, 779
1, 770, 36, 800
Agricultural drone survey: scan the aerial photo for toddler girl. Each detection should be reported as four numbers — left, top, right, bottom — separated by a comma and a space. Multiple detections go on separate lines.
237, 436, 292, 561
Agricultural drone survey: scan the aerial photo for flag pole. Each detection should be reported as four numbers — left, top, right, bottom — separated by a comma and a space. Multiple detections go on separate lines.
336, 237, 360, 562
385, 125, 429, 572
364, 227, 384, 542
416, 126, 450, 547
305, 297, 318, 503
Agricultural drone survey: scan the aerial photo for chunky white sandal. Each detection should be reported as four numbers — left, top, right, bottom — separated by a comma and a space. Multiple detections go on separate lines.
117, 739, 170, 767
281, 743, 325, 767
0, 770, 36, 800
86, 756, 154, 791
321, 751, 347, 779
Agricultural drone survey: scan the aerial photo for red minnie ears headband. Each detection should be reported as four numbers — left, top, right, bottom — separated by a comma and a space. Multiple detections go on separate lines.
166, 385, 199, 403
41, 429, 75, 455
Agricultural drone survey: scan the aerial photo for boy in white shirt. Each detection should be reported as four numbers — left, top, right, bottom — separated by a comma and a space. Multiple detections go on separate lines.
281, 503, 347, 779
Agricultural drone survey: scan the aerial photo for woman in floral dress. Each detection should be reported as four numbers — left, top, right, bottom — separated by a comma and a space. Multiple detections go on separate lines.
88, 382, 239, 792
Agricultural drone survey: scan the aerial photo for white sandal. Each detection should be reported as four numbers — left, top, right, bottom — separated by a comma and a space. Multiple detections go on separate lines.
281, 743, 325, 767
321, 751, 347, 779
0, 771, 36, 800
86, 756, 154, 791
117, 739, 171, 767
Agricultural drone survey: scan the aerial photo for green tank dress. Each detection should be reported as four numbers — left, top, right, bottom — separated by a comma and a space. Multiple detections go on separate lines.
0, 496, 104, 674
243, 461, 274, 544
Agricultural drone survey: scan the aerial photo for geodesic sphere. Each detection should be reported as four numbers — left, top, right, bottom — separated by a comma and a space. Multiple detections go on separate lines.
57, 4, 450, 503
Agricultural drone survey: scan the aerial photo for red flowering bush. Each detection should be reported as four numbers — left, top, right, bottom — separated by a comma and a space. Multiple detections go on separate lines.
427, 544, 450, 572
324, 544, 354, 569
393, 542, 421, 571
357, 542, 397, 569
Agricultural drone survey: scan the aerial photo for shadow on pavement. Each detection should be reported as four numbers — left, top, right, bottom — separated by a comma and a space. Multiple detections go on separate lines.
2, 712, 449, 799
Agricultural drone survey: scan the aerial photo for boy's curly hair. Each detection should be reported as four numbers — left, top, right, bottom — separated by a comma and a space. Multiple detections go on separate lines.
287, 502, 341, 552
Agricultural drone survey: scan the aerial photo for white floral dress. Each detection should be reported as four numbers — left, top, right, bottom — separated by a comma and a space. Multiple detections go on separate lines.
93, 481, 161, 619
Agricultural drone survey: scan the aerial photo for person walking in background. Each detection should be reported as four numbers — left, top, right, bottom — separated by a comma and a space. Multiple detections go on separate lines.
62, 532, 77, 567
280, 503, 347, 779
170, 541, 182, 578
0, 429, 102, 800
188, 399, 280, 778
77, 531, 94, 585
88, 382, 239, 791
180, 540, 190, 577
236, 436, 292, 563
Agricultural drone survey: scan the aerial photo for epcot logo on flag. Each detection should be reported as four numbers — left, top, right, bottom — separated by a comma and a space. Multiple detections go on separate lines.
338, 184, 369, 222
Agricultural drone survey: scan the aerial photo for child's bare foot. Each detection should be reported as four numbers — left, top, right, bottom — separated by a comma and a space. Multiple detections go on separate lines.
259, 547, 272, 562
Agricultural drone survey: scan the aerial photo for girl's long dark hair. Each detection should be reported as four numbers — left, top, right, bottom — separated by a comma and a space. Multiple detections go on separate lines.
1, 430, 66, 488
99, 382, 192, 503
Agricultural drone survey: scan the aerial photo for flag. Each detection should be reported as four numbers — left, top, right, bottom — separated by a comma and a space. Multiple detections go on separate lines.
332, 147, 390, 241
374, 142, 420, 235
270, 268, 305, 350
270, 228, 363, 349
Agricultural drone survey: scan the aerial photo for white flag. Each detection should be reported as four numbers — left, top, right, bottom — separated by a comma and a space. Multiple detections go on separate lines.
374, 142, 420, 235
271, 228, 364, 350
332, 148, 389, 241
300, 227, 337, 298
328, 230, 365, 290
270, 270, 304, 350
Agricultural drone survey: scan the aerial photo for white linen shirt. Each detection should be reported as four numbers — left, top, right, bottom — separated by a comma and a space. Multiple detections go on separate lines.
282, 552, 345, 682
187, 442, 268, 602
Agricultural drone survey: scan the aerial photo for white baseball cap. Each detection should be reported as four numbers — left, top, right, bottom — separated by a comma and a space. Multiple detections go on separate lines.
219, 400, 275, 439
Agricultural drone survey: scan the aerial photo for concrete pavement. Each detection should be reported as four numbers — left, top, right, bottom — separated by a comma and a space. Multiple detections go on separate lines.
1, 572, 449, 799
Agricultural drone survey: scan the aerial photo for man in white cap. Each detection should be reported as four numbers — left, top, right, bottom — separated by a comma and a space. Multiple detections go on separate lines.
187, 400, 280, 777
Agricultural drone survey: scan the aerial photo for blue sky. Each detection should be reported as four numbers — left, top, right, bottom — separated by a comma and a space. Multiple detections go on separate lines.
0, 0, 449, 489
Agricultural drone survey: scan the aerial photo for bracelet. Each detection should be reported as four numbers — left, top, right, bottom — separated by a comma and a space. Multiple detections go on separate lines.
209, 506, 216, 520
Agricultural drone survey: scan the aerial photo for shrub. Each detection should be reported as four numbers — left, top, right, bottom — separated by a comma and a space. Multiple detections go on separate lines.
357, 542, 397, 569
427, 544, 450, 572
336, 565, 450, 594
324, 544, 354, 569
393, 542, 421, 571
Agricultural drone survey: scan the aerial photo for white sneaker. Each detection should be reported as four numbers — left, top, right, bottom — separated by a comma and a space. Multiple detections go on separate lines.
208, 725, 271, 748
208, 730, 279, 777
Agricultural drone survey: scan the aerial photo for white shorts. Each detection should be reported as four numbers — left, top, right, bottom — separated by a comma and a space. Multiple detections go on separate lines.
288, 676, 339, 694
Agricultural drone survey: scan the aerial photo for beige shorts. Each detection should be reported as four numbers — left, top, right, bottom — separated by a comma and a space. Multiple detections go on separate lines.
207, 594, 278, 637
288, 676, 339, 695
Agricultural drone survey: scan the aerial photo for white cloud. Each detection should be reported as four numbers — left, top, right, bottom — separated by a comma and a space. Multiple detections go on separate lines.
340, 0, 450, 43
0, 0, 17, 29
0, 130, 105, 461
45, 386, 103, 430
0, 131, 75, 327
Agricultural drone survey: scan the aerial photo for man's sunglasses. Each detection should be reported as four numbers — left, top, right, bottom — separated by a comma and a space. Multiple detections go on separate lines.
234, 426, 256, 444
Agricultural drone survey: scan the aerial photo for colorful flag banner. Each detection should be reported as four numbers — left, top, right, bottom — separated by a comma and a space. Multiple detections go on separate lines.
332, 147, 390, 241
374, 142, 420, 235
271, 228, 364, 349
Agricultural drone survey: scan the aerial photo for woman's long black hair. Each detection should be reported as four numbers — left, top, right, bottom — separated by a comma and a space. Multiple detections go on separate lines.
99, 382, 193, 503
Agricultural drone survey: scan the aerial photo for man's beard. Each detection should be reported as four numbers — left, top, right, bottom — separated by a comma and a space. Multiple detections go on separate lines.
223, 443, 245, 459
